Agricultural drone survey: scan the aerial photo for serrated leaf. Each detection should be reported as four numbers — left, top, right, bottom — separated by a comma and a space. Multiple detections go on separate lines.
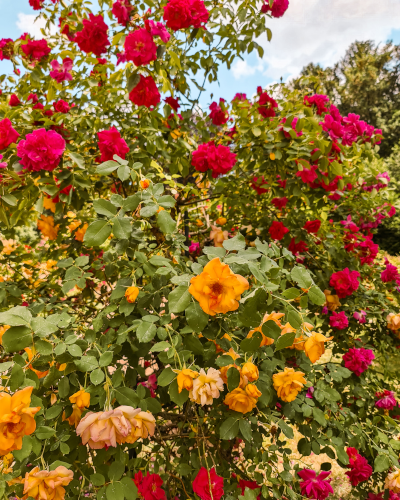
96, 160, 119, 175
137, 321, 157, 343
223, 233, 246, 251
168, 286, 191, 314
291, 266, 312, 289
118, 165, 130, 182
83, 220, 112, 247
220, 417, 239, 440
93, 199, 117, 217
308, 286, 326, 305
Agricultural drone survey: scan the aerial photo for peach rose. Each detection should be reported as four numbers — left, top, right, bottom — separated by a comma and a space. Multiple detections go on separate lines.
20, 465, 73, 500
209, 225, 229, 247
0, 386, 40, 455
126, 411, 156, 443
190, 368, 224, 406
386, 468, 400, 493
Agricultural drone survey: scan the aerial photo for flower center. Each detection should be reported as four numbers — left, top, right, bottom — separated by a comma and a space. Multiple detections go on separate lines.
210, 282, 223, 296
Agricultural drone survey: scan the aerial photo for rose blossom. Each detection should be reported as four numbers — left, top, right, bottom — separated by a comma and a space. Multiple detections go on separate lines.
345, 448, 373, 486
189, 241, 201, 255
112, 0, 134, 25
261, 0, 289, 17
129, 75, 160, 108
288, 238, 308, 255
17, 129, 65, 172
147, 20, 171, 43
164, 96, 179, 111
329, 311, 348, 330
0, 118, 19, 149
9, 94, 21, 106
133, 471, 166, 500
0, 38, 14, 60
269, 221, 289, 241
271, 197, 288, 209
192, 141, 236, 178
303, 220, 321, 234
257, 86, 278, 118
75, 14, 110, 56
97, 127, 129, 162
20, 36, 51, 61
353, 310, 367, 324
304, 94, 329, 115
329, 268, 360, 298
251, 176, 268, 195
163, 0, 209, 31
343, 347, 374, 376
375, 390, 397, 411
209, 99, 229, 126
193, 467, 224, 500
54, 100, 71, 113
50, 57, 73, 83
124, 28, 157, 66
297, 469, 333, 500
381, 259, 400, 283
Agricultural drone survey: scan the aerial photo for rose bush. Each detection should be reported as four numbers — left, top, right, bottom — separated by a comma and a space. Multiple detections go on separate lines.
0, 0, 398, 499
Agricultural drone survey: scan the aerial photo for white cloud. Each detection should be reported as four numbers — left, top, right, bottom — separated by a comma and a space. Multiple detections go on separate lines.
16, 13, 56, 39
232, 59, 265, 79
234, 0, 400, 82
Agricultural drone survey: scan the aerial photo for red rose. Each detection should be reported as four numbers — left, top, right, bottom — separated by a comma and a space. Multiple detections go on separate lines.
133, 471, 166, 500
164, 96, 180, 111
329, 311, 348, 330
21, 38, 51, 61
0, 39, 14, 60
75, 14, 110, 56
269, 221, 289, 241
124, 28, 157, 66
261, 0, 288, 17
238, 479, 260, 500
53, 100, 70, 113
189, 0, 209, 28
163, 0, 208, 31
17, 128, 65, 172
271, 197, 288, 209
257, 86, 278, 118
0, 118, 20, 150
29, 0, 44, 9
251, 176, 268, 195
97, 127, 129, 162
192, 142, 236, 178
9, 94, 21, 107
329, 268, 360, 298
209, 99, 229, 126
129, 75, 160, 108
193, 467, 224, 500
288, 237, 308, 255
303, 219, 321, 234
112, 0, 133, 25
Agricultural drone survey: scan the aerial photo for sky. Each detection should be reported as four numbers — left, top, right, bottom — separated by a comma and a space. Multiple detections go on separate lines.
2, 0, 400, 105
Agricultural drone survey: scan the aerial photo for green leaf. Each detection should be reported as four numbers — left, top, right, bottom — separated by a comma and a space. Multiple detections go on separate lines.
123, 195, 140, 211
158, 368, 176, 387
150, 341, 170, 352
84, 221, 112, 247
169, 379, 188, 406
114, 387, 140, 407
262, 321, 281, 340
93, 199, 117, 217
308, 286, 326, 305
109, 462, 125, 481
0, 361, 12, 373
121, 477, 138, 500
137, 321, 157, 343
157, 210, 176, 233
74, 355, 99, 372
183, 335, 204, 356
145, 397, 162, 414
169, 286, 191, 314
281, 288, 300, 299
59, 377, 70, 398
118, 165, 130, 182
96, 160, 119, 175
239, 419, 252, 441
216, 355, 235, 367
2, 193, 17, 206
157, 195, 176, 208
106, 482, 125, 500
240, 332, 263, 353
3, 326, 32, 352
374, 454, 390, 473
36, 426, 56, 440
223, 233, 246, 251
220, 417, 239, 440
185, 302, 209, 333
312, 407, 327, 427
275, 331, 295, 351
13, 435, 32, 461
149, 256, 171, 266
278, 420, 294, 439
9, 363, 25, 391
298, 437, 311, 456
291, 266, 312, 289
0, 305, 32, 326
91, 474, 106, 487
287, 310, 302, 329
113, 217, 132, 239
127, 73, 140, 93
335, 446, 349, 465
31, 317, 59, 337
91, 368, 105, 385
227, 366, 240, 391
69, 151, 85, 169
99, 351, 113, 367
140, 204, 158, 218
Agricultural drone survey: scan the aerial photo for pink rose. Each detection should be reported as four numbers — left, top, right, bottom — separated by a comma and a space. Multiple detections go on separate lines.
17, 128, 66, 172
97, 127, 129, 162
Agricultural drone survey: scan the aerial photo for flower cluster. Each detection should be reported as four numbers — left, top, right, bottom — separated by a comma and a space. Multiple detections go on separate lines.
343, 347, 375, 376
191, 141, 237, 178
346, 447, 373, 486
163, 0, 209, 31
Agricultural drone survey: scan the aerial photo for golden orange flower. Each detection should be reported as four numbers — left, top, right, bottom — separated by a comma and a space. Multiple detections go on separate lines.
43, 196, 56, 213
19, 465, 74, 500
273, 367, 306, 402
209, 225, 229, 247
280, 322, 297, 336
241, 362, 259, 382
224, 387, 258, 413
69, 390, 90, 409
324, 290, 341, 312
24, 348, 49, 379
46, 259, 57, 270
245, 383, 262, 399
140, 179, 150, 189
174, 368, 199, 393
247, 311, 285, 347
37, 215, 59, 240
0, 325, 10, 345
125, 411, 156, 443
0, 386, 40, 455
189, 258, 249, 316
219, 364, 247, 389
75, 223, 88, 242
63, 406, 83, 428
125, 286, 139, 303
1, 452, 14, 474
216, 217, 227, 225
304, 332, 333, 363
1, 239, 17, 255
190, 368, 224, 406
195, 219, 204, 227
67, 220, 81, 232
386, 469, 400, 493
387, 313, 400, 332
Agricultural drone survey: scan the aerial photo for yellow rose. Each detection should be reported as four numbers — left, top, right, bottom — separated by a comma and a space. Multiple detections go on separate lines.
125, 411, 156, 443
241, 362, 259, 382
125, 286, 139, 303
245, 383, 262, 398
189, 258, 249, 316
43, 196, 56, 213
216, 217, 227, 225
224, 387, 258, 413
304, 332, 333, 363
69, 390, 90, 409
386, 469, 400, 493
273, 367, 306, 402
174, 368, 199, 393
63, 405, 83, 428
387, 313, 400, 332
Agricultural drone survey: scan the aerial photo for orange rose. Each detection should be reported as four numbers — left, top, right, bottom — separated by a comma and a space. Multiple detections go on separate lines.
219, 364, 247, 388
189, 258, 249, 316
387, 313, 400, 332
209, 226, 229, 247
140, 179, 150, 189
273, 367, 306, 402
24, 348, 49, 379
304, 332, 333, 363
125, 411, 156, 443
324, 290, 341, 312
70, 390, 90, 409
76, 406, 146, 449
68, 220, 81, 232
247, 311, 285, 346
241, 362, 259, 382
0, 325, 10, 345
19, 465, 74, 500
0, 386, 40, 455
63, 405, 83, 428
125, 286, 139, 303
216, 217, 227, 225
75, 223, 88, 242
43, 196, 56, 213
195, 219, 204, 227
37, 215, 59, 240
245, 383, 262, 399
224, 387, 258, 413
174, 368, 199, 393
